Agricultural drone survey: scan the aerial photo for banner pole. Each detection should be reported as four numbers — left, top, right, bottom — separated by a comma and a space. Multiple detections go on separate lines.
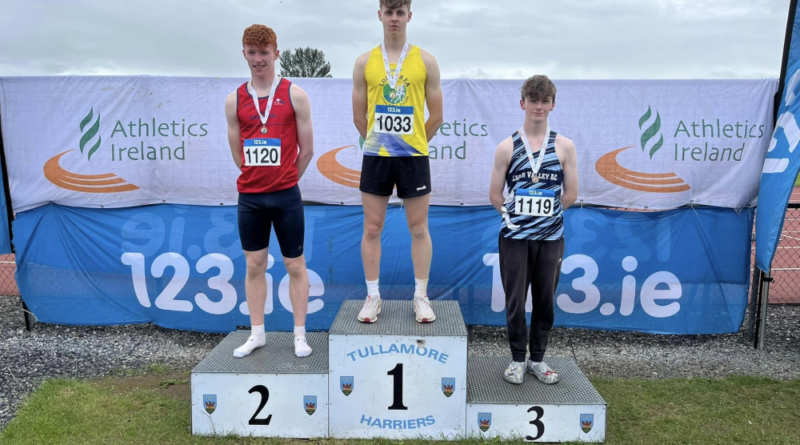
756, 271, 772, 350
747, 267, 762, 341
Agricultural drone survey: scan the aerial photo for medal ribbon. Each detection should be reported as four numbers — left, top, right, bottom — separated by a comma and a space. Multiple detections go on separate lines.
380, 42, 410, 89
247, 75, 281, 130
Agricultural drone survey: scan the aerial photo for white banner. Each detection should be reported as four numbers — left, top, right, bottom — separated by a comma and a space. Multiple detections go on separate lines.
0, 76, 777, 212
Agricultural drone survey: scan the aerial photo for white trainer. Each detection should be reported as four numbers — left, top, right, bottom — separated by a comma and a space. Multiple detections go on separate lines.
357, 295, 381, 323
413, 295, 436, 323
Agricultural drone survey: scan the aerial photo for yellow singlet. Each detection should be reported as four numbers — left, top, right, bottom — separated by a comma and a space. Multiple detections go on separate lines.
363, 44, 428, 157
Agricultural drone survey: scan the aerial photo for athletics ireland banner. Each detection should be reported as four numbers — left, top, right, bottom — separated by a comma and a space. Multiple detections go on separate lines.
0, 77, 776, 212
756, 0, 800, 272
13, 204, 751, 335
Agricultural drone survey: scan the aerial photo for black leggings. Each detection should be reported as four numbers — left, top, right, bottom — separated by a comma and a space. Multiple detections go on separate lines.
237, 185, 305, 258
499, 236, 565, 363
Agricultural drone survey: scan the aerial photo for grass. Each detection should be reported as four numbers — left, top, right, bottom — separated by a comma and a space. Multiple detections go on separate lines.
1, 374, 799, 444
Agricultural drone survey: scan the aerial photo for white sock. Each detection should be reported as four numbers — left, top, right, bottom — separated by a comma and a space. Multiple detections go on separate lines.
233, 325, 266, 358
529, 360, 541, 368
293, 326, 312, 358
414, 278, 428, 298
366, 279, 380, 298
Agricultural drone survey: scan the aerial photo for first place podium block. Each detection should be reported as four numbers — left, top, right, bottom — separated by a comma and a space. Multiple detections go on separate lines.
467, 356, 606, 442
191, 331, 329, 438
328, 300, 468, 439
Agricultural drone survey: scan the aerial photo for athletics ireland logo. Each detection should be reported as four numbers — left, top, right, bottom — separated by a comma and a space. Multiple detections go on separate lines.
639, 106, 664, 159
595, 106, 690, 193
44, 107, 138, 193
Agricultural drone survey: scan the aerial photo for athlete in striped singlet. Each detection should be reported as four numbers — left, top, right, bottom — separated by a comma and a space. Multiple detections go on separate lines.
489, 75, 579, 385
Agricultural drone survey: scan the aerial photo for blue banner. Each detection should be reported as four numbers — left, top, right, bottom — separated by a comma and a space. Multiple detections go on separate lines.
756, 1, 800, 272
13, 204, 752, 334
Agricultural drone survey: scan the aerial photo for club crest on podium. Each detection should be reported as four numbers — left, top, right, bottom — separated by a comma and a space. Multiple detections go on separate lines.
340, 376, 354, 396
203, 394, 217, 414
304, 395, 317, 415
580, 413, 594, 433
478, 412, 491, 432
441, 377, 455, 397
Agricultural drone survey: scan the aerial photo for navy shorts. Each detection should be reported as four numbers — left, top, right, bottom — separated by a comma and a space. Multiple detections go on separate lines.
359, 155, 431, 199
237, 185, 305, 258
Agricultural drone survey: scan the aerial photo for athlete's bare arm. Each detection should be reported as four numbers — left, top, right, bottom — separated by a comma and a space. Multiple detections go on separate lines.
225, 91, 242, 170
290, 84, 315, 179
352, 52, 371, 139
421, 49, 443, 142
557, 136, 579, 209
489, 136, 514, 213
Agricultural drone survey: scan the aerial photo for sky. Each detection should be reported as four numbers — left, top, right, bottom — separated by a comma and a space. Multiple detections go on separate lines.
0, 0, 792, 80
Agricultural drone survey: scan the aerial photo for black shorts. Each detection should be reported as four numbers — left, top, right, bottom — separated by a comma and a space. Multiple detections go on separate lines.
237, 185, 305, 258
359, 155, 431, 199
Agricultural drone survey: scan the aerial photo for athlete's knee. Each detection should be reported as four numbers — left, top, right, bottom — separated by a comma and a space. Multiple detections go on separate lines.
245, 255, 269, 277
408, 222, 429, 240
364, 221, 384, 240
284, 256, 307, 277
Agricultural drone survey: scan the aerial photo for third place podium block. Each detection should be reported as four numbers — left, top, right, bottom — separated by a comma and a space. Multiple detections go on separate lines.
466, 356, 607, 442
328, 300, 468, 439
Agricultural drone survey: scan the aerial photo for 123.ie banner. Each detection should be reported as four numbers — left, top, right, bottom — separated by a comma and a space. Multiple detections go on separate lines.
13, 204, 751, 334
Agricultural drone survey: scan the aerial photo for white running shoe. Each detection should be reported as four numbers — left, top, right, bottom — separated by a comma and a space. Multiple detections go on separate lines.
503, 361, 524, 385
294, 336, 312, 358
413, 295, 436, 323
526, 360, 559, 384
357, 295, 381, 323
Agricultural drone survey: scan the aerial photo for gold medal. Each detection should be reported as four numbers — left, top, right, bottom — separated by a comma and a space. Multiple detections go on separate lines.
532, 175, 539, 183
261, 126, 268, 134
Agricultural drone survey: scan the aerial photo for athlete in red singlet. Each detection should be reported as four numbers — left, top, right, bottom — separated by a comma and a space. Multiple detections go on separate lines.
224, 24, 315, 359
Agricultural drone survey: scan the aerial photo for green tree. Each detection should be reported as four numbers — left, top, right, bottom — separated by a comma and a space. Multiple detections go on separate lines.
279, 47, 333, 78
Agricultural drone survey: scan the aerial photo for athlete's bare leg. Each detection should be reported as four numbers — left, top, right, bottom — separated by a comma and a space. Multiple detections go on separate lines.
404, 193, 432, 281
234, 248, 270, 358
361, 192, 391, 281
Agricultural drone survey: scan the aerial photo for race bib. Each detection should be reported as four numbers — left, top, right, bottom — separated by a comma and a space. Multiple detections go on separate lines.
243, 138, 281, 167
513, 188, 555, 217
374, 105, 414, 135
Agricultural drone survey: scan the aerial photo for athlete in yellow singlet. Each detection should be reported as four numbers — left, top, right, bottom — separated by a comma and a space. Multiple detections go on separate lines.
352, 0, 443, 324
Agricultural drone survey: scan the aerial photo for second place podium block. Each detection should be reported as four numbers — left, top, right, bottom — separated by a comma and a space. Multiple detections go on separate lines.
191, 331, 329, 438
328, 300, 468, 439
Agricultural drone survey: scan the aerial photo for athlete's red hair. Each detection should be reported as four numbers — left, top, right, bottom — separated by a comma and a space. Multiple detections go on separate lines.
242, 25, 278, 50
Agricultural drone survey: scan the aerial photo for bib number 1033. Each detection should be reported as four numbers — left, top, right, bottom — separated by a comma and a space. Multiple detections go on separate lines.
375, 106, 413, 135
244, 138, 281, 167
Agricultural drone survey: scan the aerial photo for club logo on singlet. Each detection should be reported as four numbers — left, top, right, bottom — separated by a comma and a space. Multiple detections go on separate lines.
382, 77, 411, 105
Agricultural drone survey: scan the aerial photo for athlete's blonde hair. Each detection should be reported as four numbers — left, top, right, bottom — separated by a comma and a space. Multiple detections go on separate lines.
521, 75, 557, 103
242, 25, 278, 50
380, 0, 411, 10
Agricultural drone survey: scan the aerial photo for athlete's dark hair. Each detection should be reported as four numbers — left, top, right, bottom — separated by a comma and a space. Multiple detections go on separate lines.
380, 0, 412, 10
521, 75, 557, 103
242, 25, 277, 50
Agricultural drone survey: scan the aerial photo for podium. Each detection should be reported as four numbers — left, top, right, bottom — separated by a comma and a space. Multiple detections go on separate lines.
466, 356, 606, 442
191, 332, 329, 438
191, 300, 607, 441
328, 300, 467, 439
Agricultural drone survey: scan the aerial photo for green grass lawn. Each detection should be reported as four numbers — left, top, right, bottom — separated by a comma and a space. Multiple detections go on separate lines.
1, 373, 798, 445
